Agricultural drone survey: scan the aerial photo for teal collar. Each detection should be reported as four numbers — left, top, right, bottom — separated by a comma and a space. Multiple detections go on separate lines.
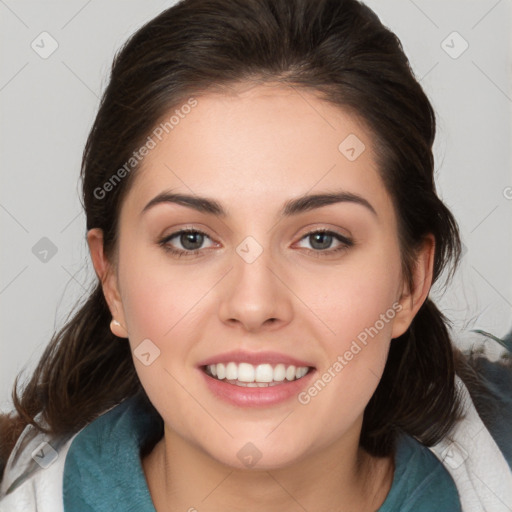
63, 392, 459, 511
63, 390, 162, 511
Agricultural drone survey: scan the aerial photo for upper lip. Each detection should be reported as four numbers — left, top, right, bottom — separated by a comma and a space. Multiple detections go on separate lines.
197, 350, 315, 368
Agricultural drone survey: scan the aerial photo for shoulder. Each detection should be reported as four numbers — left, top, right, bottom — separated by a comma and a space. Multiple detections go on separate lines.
0, 398, 128, 512
380, 329, 512, 512
0, 391, 161, 512
428, 329, 512, 512
378, 434, 461, 512
0, 421, 78, 512
455, 329, 512, 466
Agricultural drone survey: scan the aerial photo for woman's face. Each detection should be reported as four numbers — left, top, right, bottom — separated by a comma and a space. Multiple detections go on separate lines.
97, 83, 428, 469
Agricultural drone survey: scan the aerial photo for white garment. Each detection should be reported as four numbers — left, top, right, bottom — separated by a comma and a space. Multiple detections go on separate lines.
428, 375, 512, 512
0, 424, 78, 512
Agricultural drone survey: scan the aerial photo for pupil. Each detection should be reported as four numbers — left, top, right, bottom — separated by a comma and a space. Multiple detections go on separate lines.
311, 233, 332, 250
181, 232, 203, 250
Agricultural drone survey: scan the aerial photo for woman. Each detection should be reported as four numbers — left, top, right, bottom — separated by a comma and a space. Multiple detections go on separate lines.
0, 0, 510, 510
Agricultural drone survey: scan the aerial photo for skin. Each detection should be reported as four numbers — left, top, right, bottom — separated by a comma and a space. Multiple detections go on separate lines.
88, 82, 434, 512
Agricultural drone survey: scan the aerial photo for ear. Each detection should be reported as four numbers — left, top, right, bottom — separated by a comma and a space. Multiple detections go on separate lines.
391, 234, 435, 339
87, 228, 128, 338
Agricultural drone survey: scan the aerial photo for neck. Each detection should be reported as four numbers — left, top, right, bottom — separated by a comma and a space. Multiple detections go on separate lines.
142, 426, 394, 512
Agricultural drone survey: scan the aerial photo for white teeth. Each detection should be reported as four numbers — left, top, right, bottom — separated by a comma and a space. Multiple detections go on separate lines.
225, 362, 237, 380
255, 364, 274, 382
216, 363, 226, 380
238, 362, 255, 382
298, 367, 308, 378
205, 362, 310, 383
285, 365, 296, 381
273, 363, 286, 381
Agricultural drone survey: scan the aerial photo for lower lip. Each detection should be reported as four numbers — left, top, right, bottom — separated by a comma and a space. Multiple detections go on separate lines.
198, 367, 316, 407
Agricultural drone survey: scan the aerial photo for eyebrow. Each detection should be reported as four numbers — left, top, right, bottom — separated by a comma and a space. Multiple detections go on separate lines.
141, 189, 377, 218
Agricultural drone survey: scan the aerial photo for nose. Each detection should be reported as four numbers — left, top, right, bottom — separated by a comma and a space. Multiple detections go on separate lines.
217, 245, 294, 333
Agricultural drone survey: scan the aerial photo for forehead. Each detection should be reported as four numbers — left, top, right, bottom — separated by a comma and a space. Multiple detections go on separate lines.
122, 83, 393, 219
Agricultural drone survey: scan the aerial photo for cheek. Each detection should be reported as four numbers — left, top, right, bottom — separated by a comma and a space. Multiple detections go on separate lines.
298, 243, 401, 340
293, 243, 402, 401
116, 243, 226, 370
117, 237, 200, 338
115, 249, 210, 410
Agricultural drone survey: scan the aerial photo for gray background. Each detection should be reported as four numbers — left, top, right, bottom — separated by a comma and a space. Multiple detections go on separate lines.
1, 0, 511, 413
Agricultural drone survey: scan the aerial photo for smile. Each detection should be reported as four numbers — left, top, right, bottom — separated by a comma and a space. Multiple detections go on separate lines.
200, 362, 316, 407
203, 362, 311, 387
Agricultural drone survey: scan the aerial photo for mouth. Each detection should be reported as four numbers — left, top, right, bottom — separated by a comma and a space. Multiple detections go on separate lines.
201, 362, 314, 387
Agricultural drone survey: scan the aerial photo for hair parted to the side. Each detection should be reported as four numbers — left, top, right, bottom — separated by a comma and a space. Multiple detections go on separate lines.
1, 0, 472, 479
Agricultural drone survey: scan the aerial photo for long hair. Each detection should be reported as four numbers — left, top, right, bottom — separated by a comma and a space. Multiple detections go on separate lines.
1, 0, 473, 478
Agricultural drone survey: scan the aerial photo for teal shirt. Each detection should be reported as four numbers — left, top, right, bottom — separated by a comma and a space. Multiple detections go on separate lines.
62, 391, 462, 511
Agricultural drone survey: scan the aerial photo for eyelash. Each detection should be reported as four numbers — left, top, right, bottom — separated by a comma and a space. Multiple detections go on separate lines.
158, 228, 354, 258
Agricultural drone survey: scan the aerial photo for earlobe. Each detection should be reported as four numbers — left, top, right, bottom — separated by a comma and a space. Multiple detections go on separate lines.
391, 234, 435, 339
87, 228, 128, 338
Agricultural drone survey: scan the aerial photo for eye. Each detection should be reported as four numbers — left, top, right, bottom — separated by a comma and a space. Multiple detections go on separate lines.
158, 229, 216, 257
295, 230, 354, 257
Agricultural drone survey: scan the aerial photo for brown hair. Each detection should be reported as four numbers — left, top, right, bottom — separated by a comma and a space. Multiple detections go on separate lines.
1, 0, 475, 479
